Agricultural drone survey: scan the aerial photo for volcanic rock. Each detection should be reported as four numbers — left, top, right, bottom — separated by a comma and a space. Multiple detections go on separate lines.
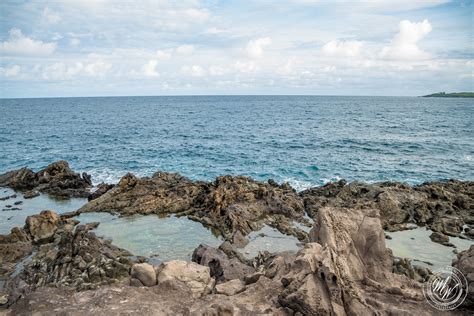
0, 161, 92, 198
78, 172, 308, 242
300, 179, 474, 237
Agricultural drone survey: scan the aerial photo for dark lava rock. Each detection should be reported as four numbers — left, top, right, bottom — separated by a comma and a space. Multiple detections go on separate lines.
300, 179, 473, 237
23, 191, 39, 199
88, 182, 115, 201
0, 161, 92, 198
78, 172, 308, 242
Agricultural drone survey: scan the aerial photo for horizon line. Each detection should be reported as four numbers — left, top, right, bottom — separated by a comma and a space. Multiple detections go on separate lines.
0, 93, 427, 100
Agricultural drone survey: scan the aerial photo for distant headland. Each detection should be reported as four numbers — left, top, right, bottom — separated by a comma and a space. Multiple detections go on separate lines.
422, 92, 474, 98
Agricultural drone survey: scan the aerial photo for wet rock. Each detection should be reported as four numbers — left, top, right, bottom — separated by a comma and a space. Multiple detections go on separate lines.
23, 191, 39, 199
25, 210, 60, 244
131, 263, 156, 287
464, 227, 474, 238
0, 161, 92, 198
429, 231, 454, 247
157, 260, 215, 298
13, 201, 22, 205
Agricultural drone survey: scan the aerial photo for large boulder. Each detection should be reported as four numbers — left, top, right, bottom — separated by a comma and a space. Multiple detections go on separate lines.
215, 279, 246, 296
131, 263, 157, 287
157, 260, 215, 298
25, 210, 60, 243
192, 243, 254, 282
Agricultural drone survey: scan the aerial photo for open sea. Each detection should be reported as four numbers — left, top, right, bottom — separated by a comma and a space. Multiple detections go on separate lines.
1, 95, 473, 190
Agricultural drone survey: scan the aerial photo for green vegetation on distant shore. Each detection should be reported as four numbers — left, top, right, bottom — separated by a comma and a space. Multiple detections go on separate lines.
422, 92, 474, 98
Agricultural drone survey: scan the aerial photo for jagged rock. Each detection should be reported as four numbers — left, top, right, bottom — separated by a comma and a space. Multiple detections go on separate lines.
78, 172, 308, 241
88, 183, 114, 201
278, 207, 431, 315
452, 245, 473, 309
214, 279, 246, 296
157, 260, 215, 298
0, 227, 33, 278
24, 210, 60, 243
131, 263, 156, 287
300, 180, 473, 237
0, 161, 92, 198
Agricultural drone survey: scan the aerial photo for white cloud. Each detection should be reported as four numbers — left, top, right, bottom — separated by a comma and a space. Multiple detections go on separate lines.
142, 60, 159, 77
184, 8, 210, 22
42, 7, 61, 24
41, 58, 111, 80
70, 38, 81, 46
155, 50, 171, 60
182, 65, 206, 77
208, 65, 227, 76
0, 65, 21, 78
84, 60, 111, 77
235, 60, 256, 73
380, 19, 432, 60
322, 40, 363, 57
246, 37, 272, 58
176, 44, 194, 55
0, 29, 56, 56
42, 62, 83, 80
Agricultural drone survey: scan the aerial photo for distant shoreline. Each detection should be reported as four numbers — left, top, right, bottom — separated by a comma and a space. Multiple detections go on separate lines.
422, 92, 474, 98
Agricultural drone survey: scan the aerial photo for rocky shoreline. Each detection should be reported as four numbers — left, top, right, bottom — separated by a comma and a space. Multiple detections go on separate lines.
0, 161, 472, 314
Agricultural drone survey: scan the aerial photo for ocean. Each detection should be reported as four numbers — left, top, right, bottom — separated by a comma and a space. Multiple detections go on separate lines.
1, 95, 473, 189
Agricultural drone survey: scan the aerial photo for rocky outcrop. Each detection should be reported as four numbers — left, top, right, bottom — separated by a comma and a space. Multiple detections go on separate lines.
0, 161, 92, 198
78, 172, 310, 242
0, 210, 132, 307
452, 245, 473, 309
6, 206, 455, 315
300, 179, 474, 237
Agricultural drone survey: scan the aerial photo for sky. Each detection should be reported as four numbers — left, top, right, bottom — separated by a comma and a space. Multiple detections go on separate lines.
0, 0, 472, 98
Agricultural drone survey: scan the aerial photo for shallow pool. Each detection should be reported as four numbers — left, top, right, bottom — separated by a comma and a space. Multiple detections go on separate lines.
75, 212, 223, 262
240, 225, 302, 259
0, 187, 87, 234
385, 227, 472, 270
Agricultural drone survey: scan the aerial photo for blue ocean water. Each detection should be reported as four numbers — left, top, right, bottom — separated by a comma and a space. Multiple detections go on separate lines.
1, 96, 473, 190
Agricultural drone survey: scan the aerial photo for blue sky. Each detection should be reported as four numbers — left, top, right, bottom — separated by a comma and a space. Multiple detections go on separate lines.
0, 0, 472, 98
